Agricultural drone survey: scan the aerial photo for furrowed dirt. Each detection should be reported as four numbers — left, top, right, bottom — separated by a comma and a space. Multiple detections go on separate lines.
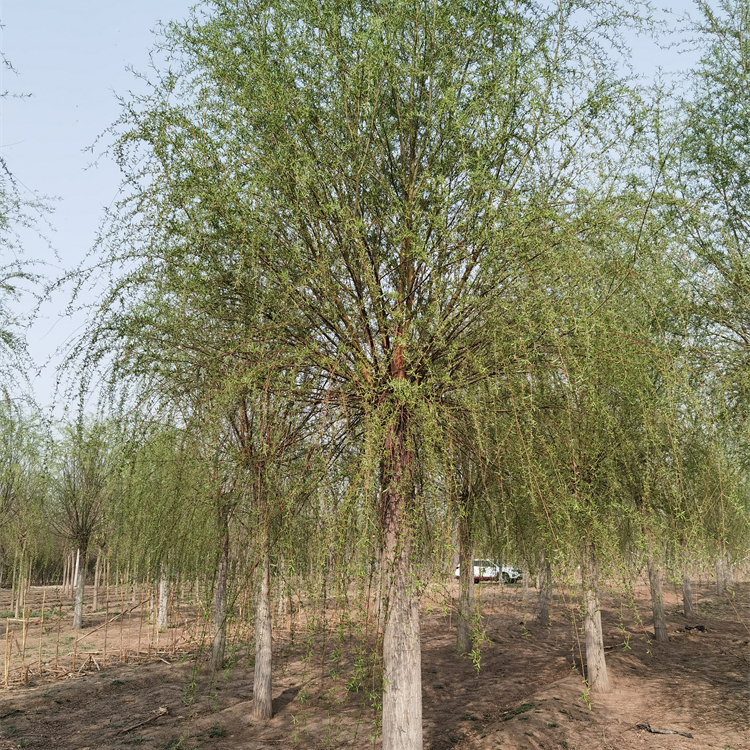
0, 575, 747, 750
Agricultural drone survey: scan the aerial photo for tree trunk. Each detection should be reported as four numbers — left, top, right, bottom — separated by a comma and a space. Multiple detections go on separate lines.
725, 552, 734, 595
456, 512, 474, 654
647, 556, 668, 643
682, 572, 695, 619
538, 551, 551, 628
715, 556, 725, 596
61, 553, 69, 598
210, 522, 229, 672
73, 548, 80, 601
583, 551, 609, 692
73, 548, 86, 630
277, 557, 286, 621
158, 567, 169, 630
252, 550, 273, 721
93, 550, 102, 611
522, 561, 530, 611
11, 547, 19, 618
380, 405, 422, 750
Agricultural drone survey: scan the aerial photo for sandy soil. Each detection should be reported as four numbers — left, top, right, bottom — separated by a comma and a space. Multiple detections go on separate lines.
0, 574, 747, 750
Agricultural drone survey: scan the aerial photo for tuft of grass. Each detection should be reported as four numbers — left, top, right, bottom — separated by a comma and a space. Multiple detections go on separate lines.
207, 725, 226, 738
502, 703, 535, 721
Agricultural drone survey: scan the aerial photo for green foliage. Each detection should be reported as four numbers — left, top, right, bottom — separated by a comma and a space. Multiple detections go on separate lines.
674, 0, 750, 424
31, 0, 747, 737
0, 399, 51, 575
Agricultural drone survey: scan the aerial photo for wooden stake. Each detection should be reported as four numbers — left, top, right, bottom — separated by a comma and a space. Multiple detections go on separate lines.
10, 547, 19, 619
119, 576, 125, 663
72, 628, 78, 672
150, 586, 155, 655
103, 560, 110, 668
38, 589, 46, 677
55, 593, 62, 670
4, 618, 10, 686
21, 607, 29, 667
138, 589, 144, 658
126, 583, 132, 663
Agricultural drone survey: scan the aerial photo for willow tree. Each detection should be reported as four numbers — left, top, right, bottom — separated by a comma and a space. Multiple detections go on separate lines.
0, 400, 49, 607
72, 100, 318, 712
85, 0, 653, 744
0, 63, 47, 390
671, 0, 750, 580
52, 420, 119, 629
447, 432, 486, 655
205, 382, 317, 717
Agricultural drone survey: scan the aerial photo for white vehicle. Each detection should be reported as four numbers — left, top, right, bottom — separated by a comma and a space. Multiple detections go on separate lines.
454, 559, 523, 584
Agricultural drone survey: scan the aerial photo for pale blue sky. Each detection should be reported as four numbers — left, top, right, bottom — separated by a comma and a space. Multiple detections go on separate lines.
1, 0, 700, 415
1, 0, 192, 412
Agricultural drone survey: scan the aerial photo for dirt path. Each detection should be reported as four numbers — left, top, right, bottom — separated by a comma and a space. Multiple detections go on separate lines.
0, 578, 747, 749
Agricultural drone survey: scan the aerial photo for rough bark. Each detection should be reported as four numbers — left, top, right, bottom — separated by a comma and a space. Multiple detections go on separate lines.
682, 572, 695, 619
647, 557, 668, 643
73, 548, 86, 630
380, 405, 422, 750
252, 551, 273, 721
210, 522, 229, 672
456, 512, 474, 655
583, 552, 609, 692
538, 551, 551, 628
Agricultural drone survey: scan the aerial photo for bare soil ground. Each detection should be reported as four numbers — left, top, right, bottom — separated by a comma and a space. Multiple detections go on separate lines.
0, 574, 747, 750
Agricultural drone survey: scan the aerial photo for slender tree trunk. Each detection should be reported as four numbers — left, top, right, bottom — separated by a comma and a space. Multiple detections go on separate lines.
277, 557, 286, 621
61, 553, 69, 597
158, 566, 169, 630
682, 572, 695, 619
69, 551, 76, 597
583, 551, 609, 692
380, 405, 422, 750
456, 510, 474, 654
210, 521, 229, 672
11, 547, 19, 618
522, 561, 530, 611
93, 550, 102, 611
538, 551, 551, 628
715, 556, 725, 596
73, 548, 86, 630
725, 552, 734, 595
647, 556, 668, 643
252, 549, 273, 721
